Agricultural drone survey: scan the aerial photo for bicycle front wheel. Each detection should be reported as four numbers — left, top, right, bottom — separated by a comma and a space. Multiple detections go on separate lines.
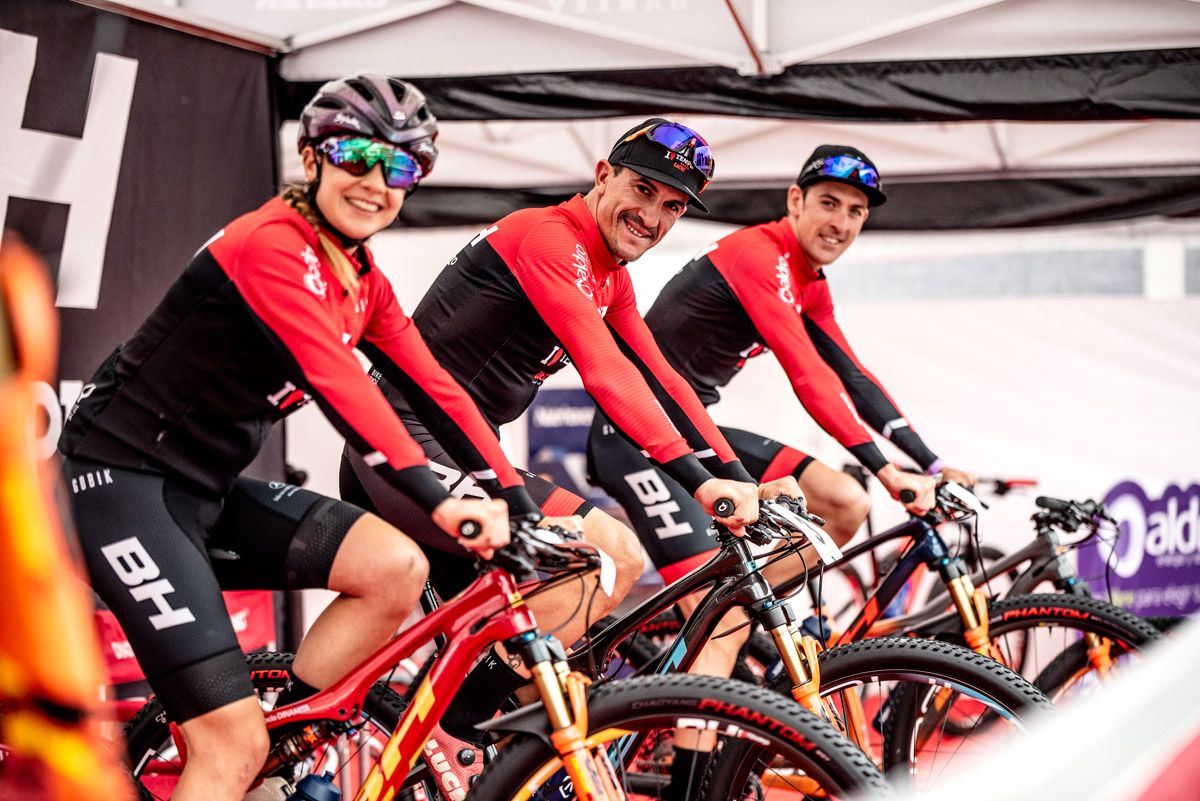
710, 637, 1051, 793
471, 673, 890, 801
977, 593, 1161, 703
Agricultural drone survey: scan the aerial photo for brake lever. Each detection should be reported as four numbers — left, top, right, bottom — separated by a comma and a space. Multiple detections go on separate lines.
742, 524, 774, 547
761, 500, 842, 564
939, 480, 987, 515
488, 543, 538, 578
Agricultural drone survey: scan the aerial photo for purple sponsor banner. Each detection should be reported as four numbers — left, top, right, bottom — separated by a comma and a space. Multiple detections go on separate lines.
1077, 480, 1200, 617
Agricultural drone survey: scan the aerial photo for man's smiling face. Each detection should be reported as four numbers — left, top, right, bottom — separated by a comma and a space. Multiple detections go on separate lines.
787, 181, 869, 268
591, 162, 688, 262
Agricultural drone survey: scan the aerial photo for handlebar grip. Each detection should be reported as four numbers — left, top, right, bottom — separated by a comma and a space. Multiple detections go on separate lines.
899, 489, 916, 504
1035, 496, 1071, 512
459, 520, 482, 539
713, 498, 736, 517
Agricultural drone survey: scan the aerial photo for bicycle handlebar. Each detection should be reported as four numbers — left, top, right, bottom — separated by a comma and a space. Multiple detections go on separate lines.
914, 481, 987, 525
983, 477, 1039, 496
485, 515, 603, 578
1033, 495, 1111, 533
715, 495, 832, 553
1035, 496, 1071, 512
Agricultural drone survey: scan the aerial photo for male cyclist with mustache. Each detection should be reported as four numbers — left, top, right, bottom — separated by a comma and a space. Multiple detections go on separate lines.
341, 119, 798, 798
589, 144, 977, 689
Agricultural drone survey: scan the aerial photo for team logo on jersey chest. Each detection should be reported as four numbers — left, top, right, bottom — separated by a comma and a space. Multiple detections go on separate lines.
301, 245, 327, 299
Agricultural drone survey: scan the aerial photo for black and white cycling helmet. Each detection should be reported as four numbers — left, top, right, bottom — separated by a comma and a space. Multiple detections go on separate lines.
298, 73, 438, 177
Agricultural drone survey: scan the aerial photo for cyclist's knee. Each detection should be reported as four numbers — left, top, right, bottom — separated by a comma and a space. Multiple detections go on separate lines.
820, 476, 870, 545
582, 509, 644, 599
179, 697, 269, 791
328, 513, 429, 609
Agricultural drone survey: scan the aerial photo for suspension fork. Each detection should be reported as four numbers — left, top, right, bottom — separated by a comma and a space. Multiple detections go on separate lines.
753, 598, 876, 757
939, 558, 995, 658
518, 635, 627, 801
1037, 536, 1115, 675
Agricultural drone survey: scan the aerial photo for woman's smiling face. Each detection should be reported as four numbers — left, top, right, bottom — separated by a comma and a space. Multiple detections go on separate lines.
302, 142, 407, 240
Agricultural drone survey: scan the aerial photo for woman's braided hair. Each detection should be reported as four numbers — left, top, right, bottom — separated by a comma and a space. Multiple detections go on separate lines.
281, 184, 361, 304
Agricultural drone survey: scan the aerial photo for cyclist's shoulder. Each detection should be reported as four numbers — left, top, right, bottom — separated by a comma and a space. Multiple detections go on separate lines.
505, 202, 584, 245
210, 198, 313, 262
711, 219, 789, 266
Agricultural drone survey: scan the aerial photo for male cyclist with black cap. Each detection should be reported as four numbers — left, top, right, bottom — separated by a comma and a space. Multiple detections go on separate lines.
589, 144, 977, 679
342, 118, 798, 796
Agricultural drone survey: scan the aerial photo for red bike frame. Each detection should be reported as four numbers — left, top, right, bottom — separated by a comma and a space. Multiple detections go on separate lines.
251, 567, 538, 800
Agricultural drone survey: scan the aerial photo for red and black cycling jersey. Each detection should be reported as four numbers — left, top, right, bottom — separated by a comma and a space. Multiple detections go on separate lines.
397, 194, 751, 495
645, 217, 938, 474
60, 196, 533, 513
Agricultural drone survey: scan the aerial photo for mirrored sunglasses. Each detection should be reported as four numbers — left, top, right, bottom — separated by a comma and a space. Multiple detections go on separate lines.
316, 136, 423, 191
813, 155, 881, 188
625, 122, 715, 183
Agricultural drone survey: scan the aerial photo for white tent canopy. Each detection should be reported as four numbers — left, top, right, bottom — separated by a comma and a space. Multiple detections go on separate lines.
96, 0, 1200, 229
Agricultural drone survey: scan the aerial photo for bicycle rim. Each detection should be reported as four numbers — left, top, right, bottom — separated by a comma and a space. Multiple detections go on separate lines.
708, 637, 1050, 793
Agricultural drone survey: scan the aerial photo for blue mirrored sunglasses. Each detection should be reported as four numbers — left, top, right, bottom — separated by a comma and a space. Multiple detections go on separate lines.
625, 122, 715, 185
316, 136, 423, 191
814, 155, 880, 189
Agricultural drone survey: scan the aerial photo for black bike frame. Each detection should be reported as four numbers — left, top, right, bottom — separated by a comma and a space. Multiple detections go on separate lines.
572, 533, 807, 678
769, 504, 1100, 647
979, 516, 1092, 599
814, 516, 973, 645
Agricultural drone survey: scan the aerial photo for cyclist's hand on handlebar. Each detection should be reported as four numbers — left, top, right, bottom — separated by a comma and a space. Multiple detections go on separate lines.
432, 497, 510, 560
877, 464, 936, 515
538, 514, 584, 540
940, 466, 977, 488
695, 478, 759, 535
757, 475, 806, 507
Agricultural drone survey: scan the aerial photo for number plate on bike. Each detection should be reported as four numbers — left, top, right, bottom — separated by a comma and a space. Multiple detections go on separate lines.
772, 505, 842, 564
801, 521, 842, 564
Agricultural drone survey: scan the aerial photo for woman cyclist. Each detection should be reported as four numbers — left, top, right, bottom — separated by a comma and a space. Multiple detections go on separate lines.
58, 74, 533, 801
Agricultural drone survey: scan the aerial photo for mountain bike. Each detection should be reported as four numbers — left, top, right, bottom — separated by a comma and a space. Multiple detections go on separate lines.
123, 516, 890, 801
573, 497, 1053, 792
817, 470, 1038, 622
692, 485, 1159, 757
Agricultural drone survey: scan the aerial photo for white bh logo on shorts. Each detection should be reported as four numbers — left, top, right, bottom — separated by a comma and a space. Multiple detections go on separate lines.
301, 245, 327, 298
101, 537, 196, 631
624, 469, 694, 540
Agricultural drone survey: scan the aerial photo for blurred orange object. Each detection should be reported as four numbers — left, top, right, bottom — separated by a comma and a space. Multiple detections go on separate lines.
0, 232, 134, 800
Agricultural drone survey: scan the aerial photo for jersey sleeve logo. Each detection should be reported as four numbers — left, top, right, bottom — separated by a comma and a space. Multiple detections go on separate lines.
572, 244, 595, 299
301, 245, 328, 299
775, 254, 801, 313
